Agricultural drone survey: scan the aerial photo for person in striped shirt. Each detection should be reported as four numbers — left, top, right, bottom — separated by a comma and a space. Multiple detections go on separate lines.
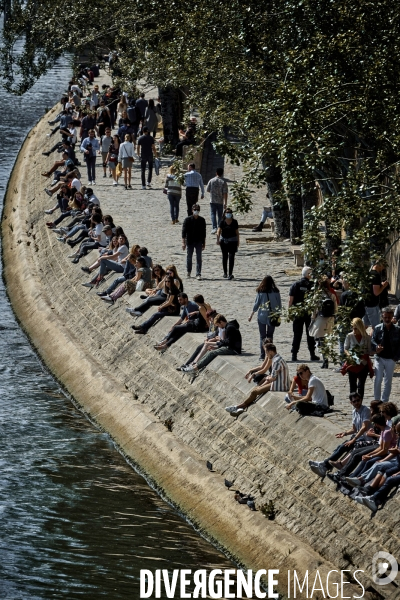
225, 343, 290, 416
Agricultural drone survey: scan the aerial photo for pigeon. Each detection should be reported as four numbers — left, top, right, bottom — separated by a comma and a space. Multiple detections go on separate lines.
224, 479, 235, 489
206, 461, 213, 471
247, 499, 256, 511
234, 491, 245, 502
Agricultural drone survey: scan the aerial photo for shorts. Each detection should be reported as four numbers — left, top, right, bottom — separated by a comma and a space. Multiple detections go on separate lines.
108, 161, 116, 170
102, 152, 108, 166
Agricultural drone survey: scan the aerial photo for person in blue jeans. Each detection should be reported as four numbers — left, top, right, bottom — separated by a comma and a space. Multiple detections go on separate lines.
356, 472, 400, 511
132, 277, 180, 334
248, 275, 281, 359
182, 204, 206, 280
207, 167, 228, 234
371, 306, 400, 401
82, 235, 129, 287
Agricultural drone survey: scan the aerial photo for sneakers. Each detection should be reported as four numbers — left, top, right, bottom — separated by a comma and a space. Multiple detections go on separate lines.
126, 308, 142, 317
308, 460, 321, 467
71, 257, 80, 264
88, 181, 92, 185
60, 227, 69, 235
92, 181, 96, 185
146, 183, 151, 188
82, 282, 94, 288
361, 496, 378, 511
68, 252, 78, 258
309, 463, 328, 477
96, 291, 108, 297
211, 228, 217, 234
141, 185, 146, 190
56, 237, 65, 243
225, 406, 244, 416
113, 182, 118, 186
101, 295, 114, 304
344, 477, 362, 488
52, 228, 63, 234
44, 209, 54, 215
44, 189, 52, 197
196, 274, 202, 280
187, 272, 191, 278
81, 266, 90, 273
252, 223, 263, 232
183, 364, 196, 373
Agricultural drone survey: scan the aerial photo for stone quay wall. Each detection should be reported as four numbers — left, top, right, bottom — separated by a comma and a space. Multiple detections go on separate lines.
2, 100, 400, 598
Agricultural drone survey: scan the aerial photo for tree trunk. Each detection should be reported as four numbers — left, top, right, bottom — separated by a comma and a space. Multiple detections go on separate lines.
266, 168, 290, 238
289, 192, 303, 244
302, 184, 318, 219
158, 86, 182, 147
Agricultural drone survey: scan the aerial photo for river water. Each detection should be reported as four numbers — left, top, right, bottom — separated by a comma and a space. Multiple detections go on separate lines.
0, 61, 234, 598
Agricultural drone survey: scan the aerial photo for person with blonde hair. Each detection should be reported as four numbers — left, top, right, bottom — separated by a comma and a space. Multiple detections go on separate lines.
342, 317, 373, 398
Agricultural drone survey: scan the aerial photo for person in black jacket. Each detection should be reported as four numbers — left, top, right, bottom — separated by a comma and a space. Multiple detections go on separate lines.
184, 315, 241, 375
182, 204, 206, 281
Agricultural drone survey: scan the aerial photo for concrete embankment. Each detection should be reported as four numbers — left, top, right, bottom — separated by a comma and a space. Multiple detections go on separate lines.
2, 106, 399, 599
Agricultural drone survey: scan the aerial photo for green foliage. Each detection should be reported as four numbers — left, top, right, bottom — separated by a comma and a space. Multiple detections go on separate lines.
3, 0, 400, 277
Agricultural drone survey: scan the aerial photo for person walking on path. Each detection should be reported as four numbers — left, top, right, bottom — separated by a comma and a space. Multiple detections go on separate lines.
371, 306, 400, 402
341, 318, 373, 398
182, 204, 206, 280
308, 278, 337, 369
184, 163, 204, 215
248, 275, 281, 359
164, 165, 182, 224
289, 266, 319, 362
106, 134, 120, 186
80, 129, 100, 185
207, 167, 228, 234
136, 126, 157, 190
216, 207, 239, 280
364, 258, 390, 330
144, 99, 158, 138
100, 128, 113, 178
118, 134, 135, 190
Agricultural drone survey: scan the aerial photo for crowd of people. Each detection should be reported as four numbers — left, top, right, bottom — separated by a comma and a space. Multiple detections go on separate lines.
40, 71, 400, 513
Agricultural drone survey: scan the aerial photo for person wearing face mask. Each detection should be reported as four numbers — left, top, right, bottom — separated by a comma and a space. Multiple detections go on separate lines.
182, 204, 206, 281
216, 207, 239, 280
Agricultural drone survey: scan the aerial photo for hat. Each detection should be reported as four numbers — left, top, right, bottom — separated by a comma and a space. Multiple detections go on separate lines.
302, 267, 312, 278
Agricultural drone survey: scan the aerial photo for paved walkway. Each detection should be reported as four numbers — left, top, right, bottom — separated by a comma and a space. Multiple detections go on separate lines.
54, 72, 400, 428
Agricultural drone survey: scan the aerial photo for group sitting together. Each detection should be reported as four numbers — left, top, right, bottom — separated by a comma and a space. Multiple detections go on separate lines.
309, 394, 400, 512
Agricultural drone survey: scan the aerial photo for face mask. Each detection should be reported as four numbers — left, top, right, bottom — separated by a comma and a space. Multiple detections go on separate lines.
225, 213, 232, 219
193, 210, 199, 215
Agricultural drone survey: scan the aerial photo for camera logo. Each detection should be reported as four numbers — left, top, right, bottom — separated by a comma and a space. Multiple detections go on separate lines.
372, 552, 398, 585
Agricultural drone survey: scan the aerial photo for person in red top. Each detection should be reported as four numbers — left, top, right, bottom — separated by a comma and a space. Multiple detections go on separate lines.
285, 372, 308, 402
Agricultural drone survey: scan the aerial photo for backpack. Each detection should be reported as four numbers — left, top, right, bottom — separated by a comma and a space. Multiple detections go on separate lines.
326, 390, 334, 406
320, 297, 335, 318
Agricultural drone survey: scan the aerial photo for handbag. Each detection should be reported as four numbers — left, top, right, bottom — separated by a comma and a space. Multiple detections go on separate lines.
163, 188, 168, 195
109, 154, 117, 163
123, 144, 134, 163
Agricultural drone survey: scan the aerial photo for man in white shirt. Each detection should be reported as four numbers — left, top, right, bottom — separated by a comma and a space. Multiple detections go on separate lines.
285, 364, 328, 415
